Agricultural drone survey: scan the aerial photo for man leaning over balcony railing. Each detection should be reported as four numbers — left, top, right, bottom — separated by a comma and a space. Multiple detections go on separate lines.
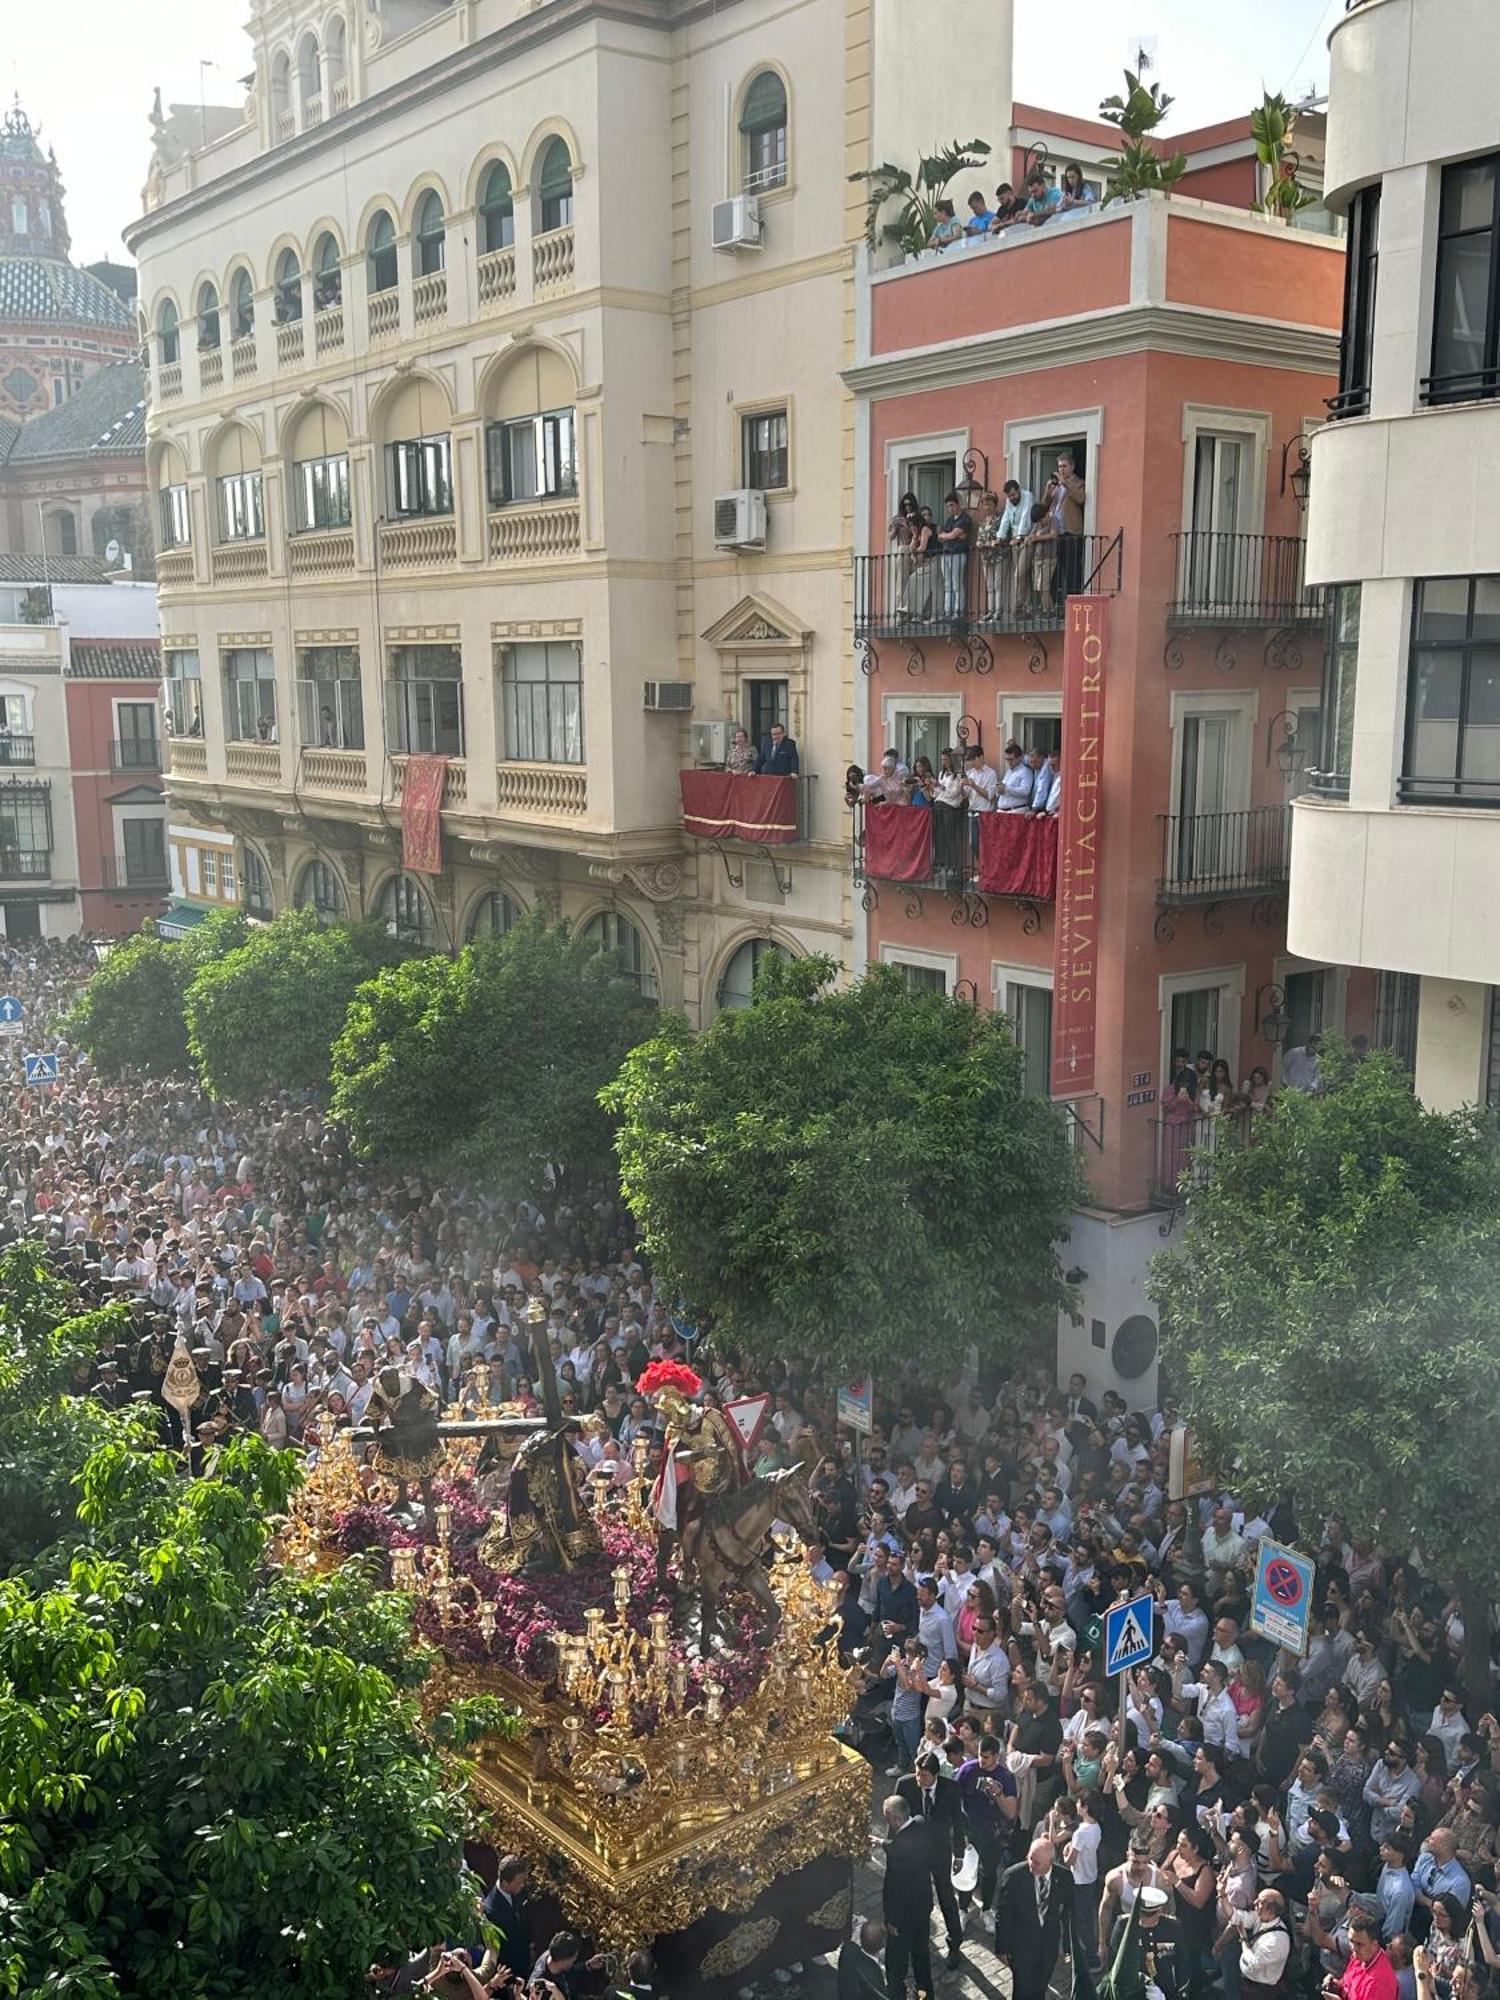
993, 478, 1034, 620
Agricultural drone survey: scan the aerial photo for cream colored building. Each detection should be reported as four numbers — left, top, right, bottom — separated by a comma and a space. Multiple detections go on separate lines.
126, 0, 1010, 1016
1289, 0, 1500, 1110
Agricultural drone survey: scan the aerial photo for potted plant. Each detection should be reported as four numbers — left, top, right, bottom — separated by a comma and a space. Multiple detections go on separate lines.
1251, 92, 1321, 222
849, 139, 992, 261
1098, 70, 1187, 205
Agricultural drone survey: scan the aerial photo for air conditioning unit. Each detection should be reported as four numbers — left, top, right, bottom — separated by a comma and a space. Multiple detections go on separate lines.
690, 720, 730, 767
713, 488, 768, 550
710, 194, 762, 253
643, 680, 694, 713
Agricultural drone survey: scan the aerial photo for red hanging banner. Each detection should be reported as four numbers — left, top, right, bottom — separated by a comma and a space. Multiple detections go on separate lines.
862, 803, 933, 883
1051, 597, 1108, 1099
401, 754, 448, 875
976, 813, 1058, 900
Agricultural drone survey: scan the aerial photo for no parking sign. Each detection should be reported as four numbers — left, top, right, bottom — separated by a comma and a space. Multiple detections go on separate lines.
1250, 1538, 1316, 1655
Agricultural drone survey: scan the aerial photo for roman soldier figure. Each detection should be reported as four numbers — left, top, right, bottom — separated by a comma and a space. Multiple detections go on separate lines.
636, 1359, 747, 1588
365, 1365, 443, 1523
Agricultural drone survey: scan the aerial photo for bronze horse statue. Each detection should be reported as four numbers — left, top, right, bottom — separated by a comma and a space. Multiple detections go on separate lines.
687, 1459, 822, 1652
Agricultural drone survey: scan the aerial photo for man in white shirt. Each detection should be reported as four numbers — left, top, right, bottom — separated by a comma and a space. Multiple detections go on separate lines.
1281, 1036, 1322, 1091
964, 1618, 1011, 1721
997, 741, 1036, 811
962, 746, 999, 823
1201, 1507, 1249, 1593
1179, 1660, 1239, 1757
1040, 750, 1061, 816
1163, 1581, 1211, 1666
1223, 1888, 1293, 1996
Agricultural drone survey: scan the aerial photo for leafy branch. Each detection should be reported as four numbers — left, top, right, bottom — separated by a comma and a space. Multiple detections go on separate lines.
849, 138, 992, 256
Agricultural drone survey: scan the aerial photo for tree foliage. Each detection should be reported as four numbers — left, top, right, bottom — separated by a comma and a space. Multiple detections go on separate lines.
64, 911, 247, 1079
1250, 91, 1321, 219
331, 912, 658, 1193
185, 909, 389, 1102
849, 139, 993, 255
0, 1429, 509, 1999
606, 957, 1083, 1376
1152, 1052, 1500, 1699
1098, 70, 1187, 204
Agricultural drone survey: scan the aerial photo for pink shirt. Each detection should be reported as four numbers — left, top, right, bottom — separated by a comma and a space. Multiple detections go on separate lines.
1344, 1950, 1398, 2000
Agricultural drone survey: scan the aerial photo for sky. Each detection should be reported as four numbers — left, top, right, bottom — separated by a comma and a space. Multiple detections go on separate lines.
8, 0, 1340, 272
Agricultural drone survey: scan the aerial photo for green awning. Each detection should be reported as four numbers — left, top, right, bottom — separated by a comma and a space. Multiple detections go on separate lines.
155, 899, 212, 940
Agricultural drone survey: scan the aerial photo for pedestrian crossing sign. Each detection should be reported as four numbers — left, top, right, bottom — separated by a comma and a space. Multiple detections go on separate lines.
1104, 1591, 1154, 1676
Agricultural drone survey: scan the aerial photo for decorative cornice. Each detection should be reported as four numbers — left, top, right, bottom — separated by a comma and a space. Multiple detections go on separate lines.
843, 302, 1340, 398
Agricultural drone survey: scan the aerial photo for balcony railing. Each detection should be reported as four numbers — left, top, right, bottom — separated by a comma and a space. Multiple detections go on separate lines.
168, 737, 208, 775
225, 741, 283, 784
314, 303, 344, 356
368, 289, 399, 343
212, 540, 269, 583
0, 735, 36, 767
379, 517, 457, 569
98, 853, 170, 892
1149, 1107, 1257, 1207
199, 346, 224, 390
853, 533, 1123, 641
412, 270, 447, 326
496, 761, 587, 817
488, 498, 581, 563
275, 319, 305, 367
0, 848, 50, 881
109, 738, 163, 775
1168, 532, 1323, 625
156, 548, 194, 589
300, 747, 368, 794
288, 529, 355, 578
476, 246, 517, 310
159, 361, 182, 401
533, 226, 575, 293
231, 334, 257, 380
850, 797, 1058, 907
389, 754, 467, 806
681, 769, 816, 846
1156, 805, 1290, 903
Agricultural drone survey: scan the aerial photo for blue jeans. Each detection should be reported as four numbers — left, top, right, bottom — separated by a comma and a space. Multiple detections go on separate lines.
941, 551, 968, 620
892, 1713, 923, 1766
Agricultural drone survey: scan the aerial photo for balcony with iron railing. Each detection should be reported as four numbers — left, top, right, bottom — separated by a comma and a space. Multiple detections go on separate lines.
98, 852, 170, 892
1149, 1106, 1257, 1207
1155, 805, 1291, 904
0, 847, 50, 881
109, 738, 163, 776
0, 735, 36, 768
853, 533, 1123, 671
1167, 532, 1323, 627
850, 796, 1058, 919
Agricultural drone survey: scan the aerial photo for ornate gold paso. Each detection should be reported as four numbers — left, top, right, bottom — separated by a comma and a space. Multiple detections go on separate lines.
701, 1918, 781, 1980
810, 1882, 855, 1933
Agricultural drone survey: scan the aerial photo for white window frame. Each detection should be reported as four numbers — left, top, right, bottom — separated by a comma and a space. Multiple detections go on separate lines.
1000, 691, 1062, 753
1157, 962, 1246, 1095
1167, 688, 1258, 821
882, 427, 970, 530
880, 693, 960, 766
879, 942, 958, 995
1177, 405, 1271, 539
1003, 407, 1104, 537
991, 959, 1055, 1094
1270, 953, 1348, 1082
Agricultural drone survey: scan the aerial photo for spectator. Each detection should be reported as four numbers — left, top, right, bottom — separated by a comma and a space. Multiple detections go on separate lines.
757, 719, 799, 776
724, 726, 759, 776
1022, 170, 1061, 226
928, 199, 964, 250
998, 740, 1036, 812
1058, 163, 1096, 215
1282, 1034, 1323, 1092
964, 189, 995, 236
936, 490, 973, 622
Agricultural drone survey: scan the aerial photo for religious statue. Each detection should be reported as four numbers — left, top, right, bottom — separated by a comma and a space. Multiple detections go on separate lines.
478, 1424, 602, 1576
364, 1366, 443, 1523
636, 1360, 747, 1590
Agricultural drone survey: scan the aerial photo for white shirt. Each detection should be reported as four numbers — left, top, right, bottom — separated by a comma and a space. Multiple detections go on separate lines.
964, 763, 999, 812
1182, 1680, 1240, 1754
998, 761, 1036, 811
996, 489, 1034, 541
1066, 1819, 1101, 1886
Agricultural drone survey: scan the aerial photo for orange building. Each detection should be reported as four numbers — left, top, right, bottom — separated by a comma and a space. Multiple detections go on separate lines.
848, 190, 1371, 1401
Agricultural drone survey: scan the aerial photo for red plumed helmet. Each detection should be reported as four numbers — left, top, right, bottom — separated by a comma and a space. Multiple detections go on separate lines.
635, 1358, 702, 1399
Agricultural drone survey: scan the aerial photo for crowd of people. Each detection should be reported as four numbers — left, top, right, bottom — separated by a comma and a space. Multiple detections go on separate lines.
928, 164, 1098, 252
4, 937, 1496, 2000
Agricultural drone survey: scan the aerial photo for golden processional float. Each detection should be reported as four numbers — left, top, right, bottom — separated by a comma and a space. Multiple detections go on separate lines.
275, 1307, 868, 1995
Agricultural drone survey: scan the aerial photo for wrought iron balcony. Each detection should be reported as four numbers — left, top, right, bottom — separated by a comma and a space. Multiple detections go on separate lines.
1168, 533, 1323, 626
98, 853, 170, 892
850, 797, 1057, 925
0, 848, 50, 881
1156, 805, 1290, 904
852, 532, 1123, 663
0, 735, 36, 767
110, 737, 163, 775
1149, 1107, 1257, 1207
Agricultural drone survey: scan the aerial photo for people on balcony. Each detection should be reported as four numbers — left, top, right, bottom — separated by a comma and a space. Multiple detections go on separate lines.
997, 741, 1035, 812
928, 200, 964, 251
758, 719, 800, 776
1057, 163, 1096, 217
904, 756, 938, 806
989, 183, 1025, 233
1043, 453, 1088, 598
1017, 504, 1060, 616
725, 727, 759, 777
964, 190, 995, 237
932, 749, 966, 881
1032, 749, 1062, 818
860, 750, 907, 805
961, 746, 998, 840
937, 491, 973, 623
1282, 1036, 1323, 1094
1239, 1065, 1275, 1114
1025, 748, 1055, 816
895, 507, 938, 620
1022, 169, 1062, 227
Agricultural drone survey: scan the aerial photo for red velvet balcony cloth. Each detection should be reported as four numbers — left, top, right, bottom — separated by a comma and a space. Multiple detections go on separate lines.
679, 771, 798, 844
862, 803, 934, 883
976, 811, 1057, 899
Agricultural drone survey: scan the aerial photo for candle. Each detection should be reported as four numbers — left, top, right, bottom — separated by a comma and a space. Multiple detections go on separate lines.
435, 1502, 453, 1543
612, 1565, 631, 1616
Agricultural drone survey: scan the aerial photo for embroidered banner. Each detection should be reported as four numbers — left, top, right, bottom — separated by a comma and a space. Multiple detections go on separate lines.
401, 754, 448, 875
1051, 596, 1108, 1100
861, 803, 933, 883
679, 771, 798, 844
976, 812, 1058, 899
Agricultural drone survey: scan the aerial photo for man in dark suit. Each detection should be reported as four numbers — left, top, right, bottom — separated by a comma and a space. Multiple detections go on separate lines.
880, 1796, 934, 2000
897, 1753, 966, 1963
994, 1836, 1077, 2000
837, 1919, 889, 1999
757, 720, 800, 775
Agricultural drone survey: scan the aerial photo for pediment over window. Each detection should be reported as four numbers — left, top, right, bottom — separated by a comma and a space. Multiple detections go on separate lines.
700, 592, 811, 652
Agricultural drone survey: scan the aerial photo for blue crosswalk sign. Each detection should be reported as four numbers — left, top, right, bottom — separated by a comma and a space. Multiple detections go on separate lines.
22, 1050, 61, 1085
1104, 1591, 1155, 1676
0, 996, 22, 1024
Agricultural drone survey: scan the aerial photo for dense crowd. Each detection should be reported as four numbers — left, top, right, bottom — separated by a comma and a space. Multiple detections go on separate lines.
3, 937, 1497, 2000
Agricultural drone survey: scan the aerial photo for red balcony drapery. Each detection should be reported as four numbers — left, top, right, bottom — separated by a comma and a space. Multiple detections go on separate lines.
862, 802, 933, 883
976, 811, 1057, 899
679, 771, 798, 844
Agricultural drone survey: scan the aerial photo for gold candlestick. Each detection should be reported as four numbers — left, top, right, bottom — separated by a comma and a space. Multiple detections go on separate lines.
584, 1607, 606, 1652
671, 1659, 690, 1710
702, 1675, 724, 1727
435, 1502, 453, 1544
607, 1665, 631, 1724
478, 1602, 496, 1644
612, 1565, 631, 1617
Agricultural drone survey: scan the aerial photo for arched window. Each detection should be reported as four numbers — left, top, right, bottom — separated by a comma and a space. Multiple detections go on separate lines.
479, 162, 515, 253
313, 232, 342, 310
536, 138, 574, 233
582, 911, 657, 999
739, 69, 788, 192
380, 873, 436, 948
230, 268, 255, 340
50, 511, 79, 558
197, 281, 220, 350
270, 49, 292, 130
241, 845, 274, 920
414, 190, 445, 276
274, 247, 303, 323
295, 857, 347, 922
468, 890, 518, 940
366, 210, 397, 295
717, 936, 788, 1012
297, 33, 321, 111
157, 300, 180, 366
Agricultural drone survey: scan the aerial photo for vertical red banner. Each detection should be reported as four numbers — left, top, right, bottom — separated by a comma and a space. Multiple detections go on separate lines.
1051, 596, 1108, 1099
401, 753, 447, 875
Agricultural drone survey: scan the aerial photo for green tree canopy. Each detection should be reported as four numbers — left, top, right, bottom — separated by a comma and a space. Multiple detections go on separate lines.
1152, 1051, 1500, 1701
331, 912, 658, 1192
605, 956, 1083, 1376
64, 910, 247, 1078
0, 1429, 510, 1998
185, 908, 390, 1102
